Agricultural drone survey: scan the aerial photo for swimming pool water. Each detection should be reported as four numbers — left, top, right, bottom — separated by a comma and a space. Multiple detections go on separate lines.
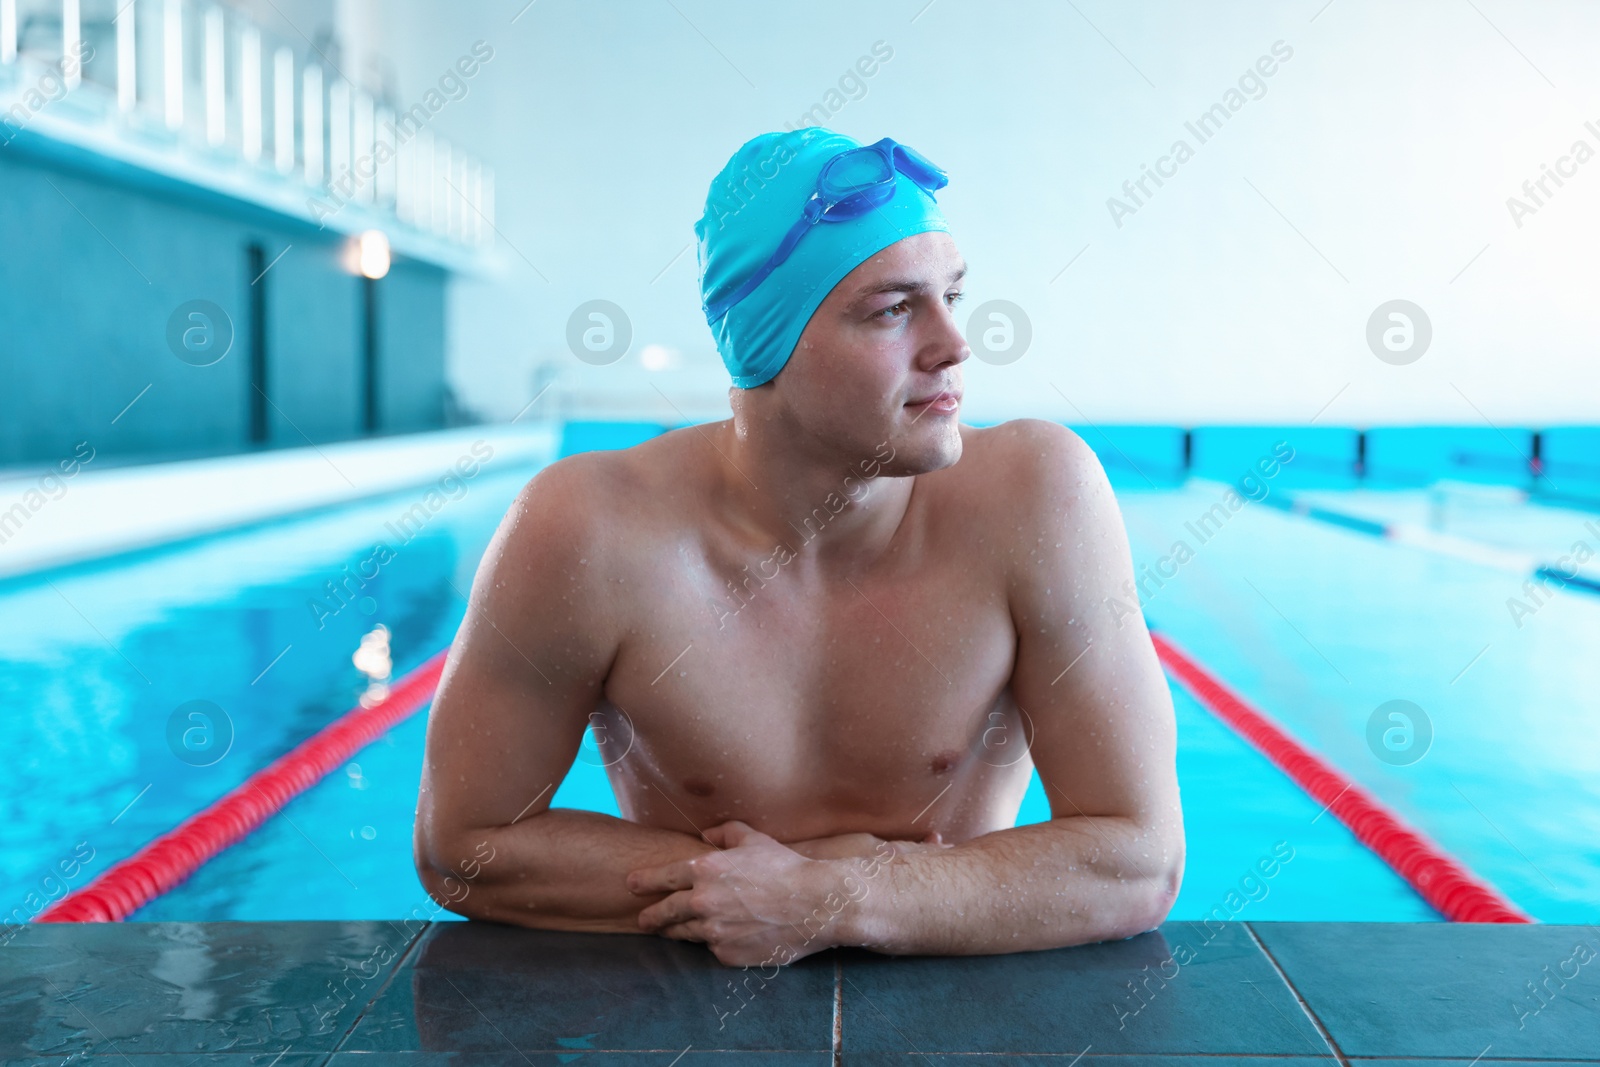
1118, 483, 1600, 923
0, 462, 539, 925
4, 445, 1596, 926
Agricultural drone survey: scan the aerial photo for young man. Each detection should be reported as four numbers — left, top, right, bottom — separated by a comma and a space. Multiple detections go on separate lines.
414, 127, 1182, 967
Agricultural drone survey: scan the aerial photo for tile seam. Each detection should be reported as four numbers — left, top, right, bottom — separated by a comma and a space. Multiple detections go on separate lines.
833, 952, 844, 1067
323, 918, 434, 1060
1245, 921, 1352, 1067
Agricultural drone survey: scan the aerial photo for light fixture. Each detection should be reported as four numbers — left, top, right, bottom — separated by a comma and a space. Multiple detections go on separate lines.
639, 343, 680, 371
356, 229, 390, 279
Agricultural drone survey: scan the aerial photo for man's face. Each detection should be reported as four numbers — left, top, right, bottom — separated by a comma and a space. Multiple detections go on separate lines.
767, 230, 970, 476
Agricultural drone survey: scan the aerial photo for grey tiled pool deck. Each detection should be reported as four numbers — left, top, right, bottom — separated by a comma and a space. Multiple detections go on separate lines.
3, 920, 1598, 1065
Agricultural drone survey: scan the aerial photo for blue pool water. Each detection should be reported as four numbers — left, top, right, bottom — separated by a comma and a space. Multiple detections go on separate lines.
0, 461, 540, 925
1118, 481, 1600, 923
4, 426, 1597, 927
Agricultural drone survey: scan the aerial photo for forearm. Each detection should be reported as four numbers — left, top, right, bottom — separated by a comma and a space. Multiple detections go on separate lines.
418, 807, 718, 934
834, 816, 1181, 956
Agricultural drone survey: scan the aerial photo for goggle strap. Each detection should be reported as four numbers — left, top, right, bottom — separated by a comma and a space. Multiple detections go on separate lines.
704, 211, 816, 323
705, 139, 947, 323
893, 144, 948, 192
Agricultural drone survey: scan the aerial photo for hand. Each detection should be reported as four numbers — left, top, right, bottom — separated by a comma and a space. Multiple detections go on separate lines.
626, 820, 865, 967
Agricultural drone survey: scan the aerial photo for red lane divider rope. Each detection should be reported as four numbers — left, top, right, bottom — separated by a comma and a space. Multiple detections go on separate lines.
39, 631, 1529, 924
1151, 631, 1530, 924
38, 650, 451, 923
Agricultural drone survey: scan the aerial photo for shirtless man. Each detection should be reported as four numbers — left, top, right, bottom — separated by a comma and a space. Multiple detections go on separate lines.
414, 128, 1182, 968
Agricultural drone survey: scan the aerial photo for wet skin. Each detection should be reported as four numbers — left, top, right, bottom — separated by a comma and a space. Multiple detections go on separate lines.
415, 231, 1183, 965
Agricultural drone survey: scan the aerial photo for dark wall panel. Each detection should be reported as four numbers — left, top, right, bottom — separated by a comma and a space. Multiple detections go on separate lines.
0, 152, 250, 463
0, 151, 450, 467
376, 261, 447, 435
264, 239, 362, 446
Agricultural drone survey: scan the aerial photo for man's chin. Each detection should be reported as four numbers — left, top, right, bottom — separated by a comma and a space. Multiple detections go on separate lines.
882, 421, 963, 476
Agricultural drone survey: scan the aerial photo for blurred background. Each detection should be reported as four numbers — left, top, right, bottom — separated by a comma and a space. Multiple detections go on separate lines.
2, 0, 1596, 928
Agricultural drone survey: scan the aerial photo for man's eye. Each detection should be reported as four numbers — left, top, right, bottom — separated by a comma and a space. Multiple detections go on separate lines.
946, 291, 964, 306
877, 301, 908, 319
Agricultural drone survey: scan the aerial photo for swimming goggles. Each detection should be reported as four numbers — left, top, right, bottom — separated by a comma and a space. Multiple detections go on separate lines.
703, 136, 949, 323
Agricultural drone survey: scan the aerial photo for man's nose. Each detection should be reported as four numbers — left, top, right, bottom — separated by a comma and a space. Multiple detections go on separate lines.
925, 298, 971, 368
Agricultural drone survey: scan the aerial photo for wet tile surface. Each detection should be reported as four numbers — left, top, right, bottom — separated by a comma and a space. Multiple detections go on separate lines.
837, 1062, 1600, 1067
0, 920, 423, 1062
1253, 921, 1600, 1061
340, 922, 836, 1054
839, 922, 1330, 1057
3, 920, 1598, 1065
5, 1058, 327, 1066
326, 1055, 829, 1065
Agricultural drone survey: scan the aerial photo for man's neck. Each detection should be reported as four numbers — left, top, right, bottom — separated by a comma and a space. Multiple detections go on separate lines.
711, 418, 913, 572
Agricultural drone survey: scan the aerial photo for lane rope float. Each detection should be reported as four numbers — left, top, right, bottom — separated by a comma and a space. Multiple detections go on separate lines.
1151, 631, 1530, 924
1257, 488, 1600, 600
41, 630, 1532, 924
37, 649, 451, 923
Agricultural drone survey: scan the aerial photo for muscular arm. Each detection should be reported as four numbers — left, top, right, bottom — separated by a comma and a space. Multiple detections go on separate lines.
413, 456, 716, 932
832, 421, 1184, 955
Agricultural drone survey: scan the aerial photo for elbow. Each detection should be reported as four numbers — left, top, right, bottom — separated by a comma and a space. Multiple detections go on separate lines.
1143, 860, 1182, 931
413, 837, 472, 918
1100, 824, 1183, 941
413, 816, 498, 920
412, 812, 453, 897
415, 862, 476, 919
1135, 831, 1185, 934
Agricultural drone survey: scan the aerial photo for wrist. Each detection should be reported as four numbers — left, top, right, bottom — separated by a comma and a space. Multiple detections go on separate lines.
817, 846, 900, 950
782, 857, 842, 951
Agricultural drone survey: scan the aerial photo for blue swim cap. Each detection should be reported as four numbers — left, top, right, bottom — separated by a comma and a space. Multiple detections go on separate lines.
695, 128, 951, 389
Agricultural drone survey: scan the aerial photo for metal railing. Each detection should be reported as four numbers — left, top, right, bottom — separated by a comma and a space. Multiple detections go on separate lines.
0, 0, 493, 249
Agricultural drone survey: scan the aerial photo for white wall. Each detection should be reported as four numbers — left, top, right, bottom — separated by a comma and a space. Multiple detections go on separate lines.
359, 0, 1600, 427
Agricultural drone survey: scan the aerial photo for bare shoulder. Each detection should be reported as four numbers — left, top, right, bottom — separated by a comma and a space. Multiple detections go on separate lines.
944, 419, 1125, 592
960, 417, 1098, 464
493, 425, 711, 568
952, 418, 1108, 508
500, 448, 620, 547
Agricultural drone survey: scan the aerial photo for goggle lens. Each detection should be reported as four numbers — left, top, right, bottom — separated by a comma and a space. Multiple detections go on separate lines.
819, 148, 893, 197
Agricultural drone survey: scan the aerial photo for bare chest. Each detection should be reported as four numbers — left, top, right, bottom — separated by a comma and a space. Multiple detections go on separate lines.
592, 529, 1026, 842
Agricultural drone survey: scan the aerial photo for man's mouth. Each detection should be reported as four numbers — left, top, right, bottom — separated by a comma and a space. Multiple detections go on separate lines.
905, 390, 962, 416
